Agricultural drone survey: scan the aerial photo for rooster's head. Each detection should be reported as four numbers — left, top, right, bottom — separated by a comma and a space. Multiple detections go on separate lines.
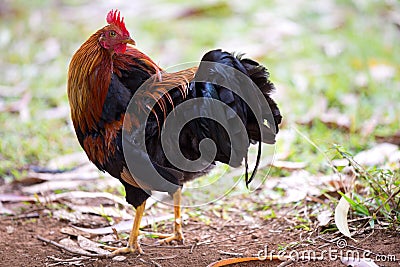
99, 9, 135, 55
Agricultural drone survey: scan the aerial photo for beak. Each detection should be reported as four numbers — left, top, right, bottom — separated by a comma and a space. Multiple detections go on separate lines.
123, 37, 136, 46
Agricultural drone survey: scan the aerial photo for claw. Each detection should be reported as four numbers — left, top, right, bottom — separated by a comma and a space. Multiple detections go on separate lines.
156, 188, 185, 245
150, 189, 185, 246
111, 243, 143, 255
103, 201, 146, 255
103, 239, 143, 255
157, 232, 184, 245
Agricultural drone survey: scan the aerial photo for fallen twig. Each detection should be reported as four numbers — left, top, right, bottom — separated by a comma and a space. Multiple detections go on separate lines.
47, 256, 90, 262
195, 239, 212, 246
218, 250, 243, 257
216, 219, 232, 231
3, 211, 41, 220
190, 243, 196, 253
142, 243, 193, 249
112, 227, 120, 240
139, 258, 148, 264
37, 235, 111, 258
151, 260, 162, 267
150, 255, 178, 260
277, 258, 296, 267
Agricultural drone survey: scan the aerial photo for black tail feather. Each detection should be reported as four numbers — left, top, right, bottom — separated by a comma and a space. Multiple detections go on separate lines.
194, 49, 281, 187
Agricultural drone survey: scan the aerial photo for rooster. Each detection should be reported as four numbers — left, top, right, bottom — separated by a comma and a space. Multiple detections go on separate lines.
67, 10, 281, 255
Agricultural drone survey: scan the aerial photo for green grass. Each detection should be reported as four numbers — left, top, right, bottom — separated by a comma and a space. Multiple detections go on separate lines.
0, 0, 399, 228
334, 146, 400, 229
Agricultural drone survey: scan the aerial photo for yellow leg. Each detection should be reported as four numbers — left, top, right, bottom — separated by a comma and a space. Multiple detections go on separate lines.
107, 201, 146, 255
158, 188, 184, 244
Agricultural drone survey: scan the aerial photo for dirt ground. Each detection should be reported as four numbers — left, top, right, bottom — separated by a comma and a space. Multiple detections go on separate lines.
1, 201, 399, 267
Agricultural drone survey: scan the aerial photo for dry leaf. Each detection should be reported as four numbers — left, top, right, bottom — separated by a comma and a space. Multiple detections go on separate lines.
341, 257, 379, 267
0, 194, 39, 203
322, 40, 345, 57
47, 152, 90, 169
60, 227, 92, 238
39, 105, 70, 120
335, 194, 352, 238
0, 84, 26, 98
59, 238, 90, 255
77, 236, 111, 255
20, 169, 100, 183
0, 191, 129, 207
319, 110, 351, 130
375, 131, 400, 146
355, 73, 368, 88
0, 201, 14, 215
297, 106, 351, 131
176, 2, 232, 19
22, 180, 89, 194
18, 162, 101, 186
369, 63, 396, 82
53, 209, 86, 224
317, 210, 332, 226
67, 204, 132, 220
112, 256, 126, 262
0, 91, 31, 121
6, 226, 15, 234
98, 235, 117, 243
296, 97, 328, 125
258, 172, 352, 204
54, 191, 129, 207
354, 143, 398, 167
72, 214, 188, 235
360, 116, 379, 138
267, 171, 331, 203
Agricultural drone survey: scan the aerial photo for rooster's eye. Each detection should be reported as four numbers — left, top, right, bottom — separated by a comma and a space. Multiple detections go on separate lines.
109, 31, 117, 37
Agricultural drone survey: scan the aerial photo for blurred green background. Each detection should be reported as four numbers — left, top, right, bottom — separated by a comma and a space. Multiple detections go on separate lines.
0, 0, 399, 180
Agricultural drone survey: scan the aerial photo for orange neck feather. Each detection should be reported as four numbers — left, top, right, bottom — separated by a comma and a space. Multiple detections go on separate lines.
67, 30, 112, 133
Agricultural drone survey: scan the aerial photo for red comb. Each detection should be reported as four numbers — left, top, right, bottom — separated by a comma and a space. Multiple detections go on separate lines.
106, 9, 129, 36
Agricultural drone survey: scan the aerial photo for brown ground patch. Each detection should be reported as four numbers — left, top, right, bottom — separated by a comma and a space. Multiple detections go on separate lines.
1, 201, 399, 267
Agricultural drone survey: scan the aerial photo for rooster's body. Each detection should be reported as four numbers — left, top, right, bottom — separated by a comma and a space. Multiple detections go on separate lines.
67, 10, 281, 255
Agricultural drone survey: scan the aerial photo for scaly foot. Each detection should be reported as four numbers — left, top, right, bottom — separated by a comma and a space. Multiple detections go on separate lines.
103, 201, 146, 255
157, 231, 184, 244
156, 222, 184, 245
103, 241, 143, 255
